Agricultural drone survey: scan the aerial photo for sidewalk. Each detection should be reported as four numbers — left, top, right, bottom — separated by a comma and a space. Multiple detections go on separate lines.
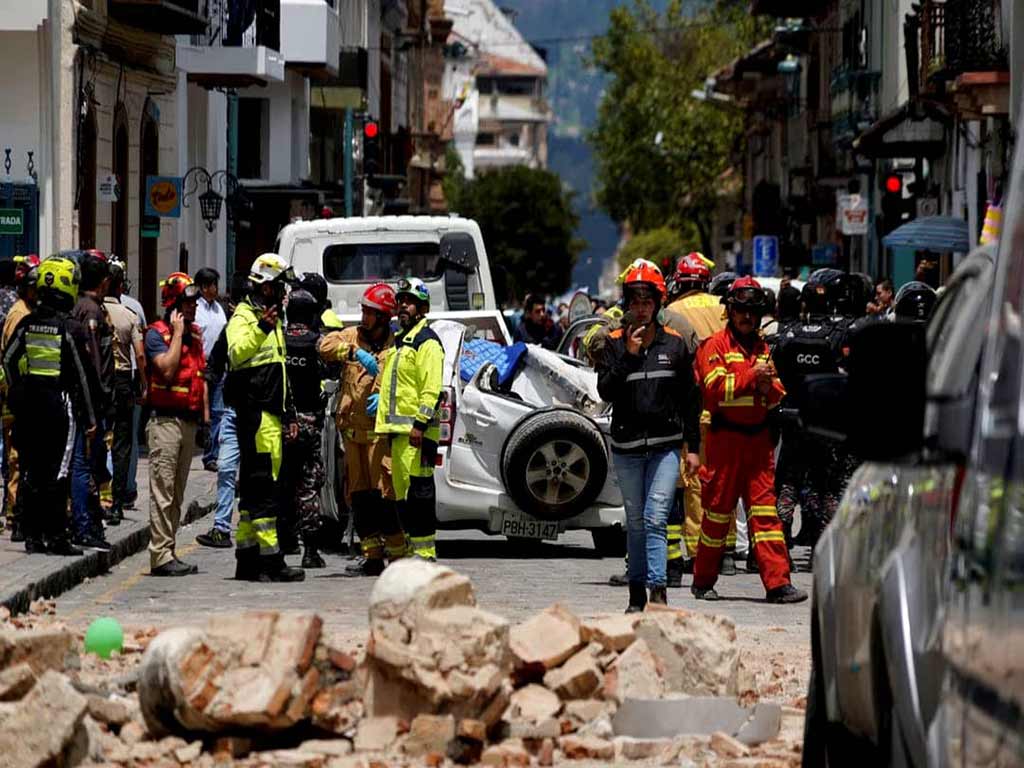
0, 455, 216, 615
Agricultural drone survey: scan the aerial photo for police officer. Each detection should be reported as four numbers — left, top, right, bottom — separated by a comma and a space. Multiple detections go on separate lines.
3, 257, 97, 556
773, 274, 845, 551
279, 289, 330, 569
375, 278, 444, 561
226, 254, 305, 582
892, 281, 937, 323
320, 283, 403, 577
300, 273, 344, 331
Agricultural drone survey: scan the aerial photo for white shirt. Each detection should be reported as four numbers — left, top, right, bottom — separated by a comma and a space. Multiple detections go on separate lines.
119, 293, 146, 332
196, 295, 227, 359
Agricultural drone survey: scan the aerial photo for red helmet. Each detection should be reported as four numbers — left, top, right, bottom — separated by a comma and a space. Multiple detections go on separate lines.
361, 282, 397, 315
723, 275, 771, 314
675, 252, 712, 281
160, 272, 198, 308
620, 258, 667, 300
13, 254, 40, 285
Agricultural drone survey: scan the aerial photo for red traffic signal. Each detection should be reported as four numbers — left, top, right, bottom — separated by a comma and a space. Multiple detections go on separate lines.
364, 121, 379, 139
884, 174, 902, 194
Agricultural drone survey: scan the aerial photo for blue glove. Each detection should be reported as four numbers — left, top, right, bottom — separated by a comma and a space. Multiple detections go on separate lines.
355, 348, 379, 377
366, 393, 379, 417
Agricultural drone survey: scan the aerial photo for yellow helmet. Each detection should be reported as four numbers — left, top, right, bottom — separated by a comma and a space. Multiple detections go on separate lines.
36, 257, 80, 305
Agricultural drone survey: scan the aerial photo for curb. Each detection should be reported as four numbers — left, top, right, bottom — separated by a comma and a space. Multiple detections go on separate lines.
0, 498, 215, 617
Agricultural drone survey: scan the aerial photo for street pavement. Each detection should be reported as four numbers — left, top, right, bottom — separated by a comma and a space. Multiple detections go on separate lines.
52, 481, 815, 653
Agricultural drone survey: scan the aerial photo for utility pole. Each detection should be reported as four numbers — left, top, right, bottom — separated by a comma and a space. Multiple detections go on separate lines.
226, 90, 238, 275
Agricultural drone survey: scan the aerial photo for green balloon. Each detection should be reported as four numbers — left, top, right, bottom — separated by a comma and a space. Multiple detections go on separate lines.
84, 617, 124, 659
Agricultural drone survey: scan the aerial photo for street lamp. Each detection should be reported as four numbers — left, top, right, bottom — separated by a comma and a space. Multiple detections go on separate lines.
182, 166, 247, 232
198, 187, 223, 231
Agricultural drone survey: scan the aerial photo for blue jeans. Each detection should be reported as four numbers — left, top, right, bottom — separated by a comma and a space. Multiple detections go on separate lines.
126, 404, 140, 498
71, 419, 109, 538
612, 448, 680, 588
203, 378, 225, 466
213, 406, 239, 533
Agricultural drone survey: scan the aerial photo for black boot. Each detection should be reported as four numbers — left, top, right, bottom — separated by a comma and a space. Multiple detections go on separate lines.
625, 582, 647, 614
46, 537, 83, 557
649, 585, 668, 606
258, 555, 306, 583
24, 537, 46, 554
302, 540, 326, 569
746, 548, 759, 573
666, 559, 684, 588
234, 549, 260, 581
342, 557, 386, 577
105, 504, 123, 527
608, 570, 629, 587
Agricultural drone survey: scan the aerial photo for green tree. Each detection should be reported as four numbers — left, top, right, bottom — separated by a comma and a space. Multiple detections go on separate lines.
589, 0, 766, 255
617, 225, 700, 273
442, 145, 467, 212
455, 165, 584, 303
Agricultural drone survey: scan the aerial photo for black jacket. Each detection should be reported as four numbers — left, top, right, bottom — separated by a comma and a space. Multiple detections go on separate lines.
596, 323, 702, 454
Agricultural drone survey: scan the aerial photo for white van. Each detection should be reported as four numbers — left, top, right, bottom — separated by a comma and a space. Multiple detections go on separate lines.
274, 216, 498, 315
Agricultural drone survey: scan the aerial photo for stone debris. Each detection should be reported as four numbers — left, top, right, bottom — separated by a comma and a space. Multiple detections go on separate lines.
0, 561, 806, 766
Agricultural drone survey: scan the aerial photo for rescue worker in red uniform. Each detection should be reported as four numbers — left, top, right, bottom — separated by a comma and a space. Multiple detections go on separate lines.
692, 277, 807, 603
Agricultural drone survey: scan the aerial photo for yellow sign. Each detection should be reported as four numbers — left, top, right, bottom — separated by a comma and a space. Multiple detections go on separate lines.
145, 176, 182, 218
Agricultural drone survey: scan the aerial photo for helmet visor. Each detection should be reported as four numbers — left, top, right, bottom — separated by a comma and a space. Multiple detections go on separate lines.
729, 287, 769, 308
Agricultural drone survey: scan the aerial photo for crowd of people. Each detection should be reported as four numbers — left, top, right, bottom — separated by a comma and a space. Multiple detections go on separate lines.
588, 253, 939, 612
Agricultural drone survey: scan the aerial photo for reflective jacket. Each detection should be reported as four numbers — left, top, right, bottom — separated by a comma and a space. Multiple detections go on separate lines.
665, 291, 726, 342
596, 323, 702, 454
146, 319, 206, 415
375, 317, 444, 438
320, 307, 344, 331
320, 325, 393, 439
697, 326, 785, 430
225, 298, 288, 415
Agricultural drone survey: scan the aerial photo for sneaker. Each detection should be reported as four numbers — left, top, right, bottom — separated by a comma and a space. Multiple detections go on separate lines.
203, 460, 218, 472
766, 584, 809, 604
608, 570, 629, 587
720, 554, 737, 576
342, 558, 385, 577
196, 529, 232, 548
691, 586, 720, 601
151, 560, 195, 577
46, 539, 84, 557
74, 534, 112, 552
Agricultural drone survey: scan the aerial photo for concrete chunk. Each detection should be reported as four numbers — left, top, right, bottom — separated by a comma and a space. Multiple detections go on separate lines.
543, 647, 603, 700
559, 734, 615, 760
634, 611, 739, 696
581, 614, 639, 653
354, 716, 400, 753
0, 663, 35, 701
602, 638, 664, 704
403, 714, 456, 756
509, 605, 584, 672
0, 670, 88, 768
0, 628, 75, 675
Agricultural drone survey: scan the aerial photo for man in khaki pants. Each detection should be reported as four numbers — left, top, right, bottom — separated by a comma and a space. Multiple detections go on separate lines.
144, 272, 208, 576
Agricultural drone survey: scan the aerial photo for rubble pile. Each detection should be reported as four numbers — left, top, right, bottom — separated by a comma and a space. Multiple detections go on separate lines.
0, 565, 805, 767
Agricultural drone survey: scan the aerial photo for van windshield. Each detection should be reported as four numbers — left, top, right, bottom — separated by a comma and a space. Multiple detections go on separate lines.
323, 242, 442, 283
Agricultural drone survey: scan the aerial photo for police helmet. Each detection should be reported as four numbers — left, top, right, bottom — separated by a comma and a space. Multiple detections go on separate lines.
286, 288, 319, 326
893, 281, 937, 323
708, 271, 737, 297
300, 273, 330, 311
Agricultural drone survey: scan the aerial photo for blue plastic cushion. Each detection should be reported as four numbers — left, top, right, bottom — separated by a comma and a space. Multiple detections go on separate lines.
460, 339, 528, 387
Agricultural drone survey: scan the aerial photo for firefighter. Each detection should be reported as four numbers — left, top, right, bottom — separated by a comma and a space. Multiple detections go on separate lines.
772, 276, 845, 554
320, 283, 404, 576
300, 273, 344, 331
692, 276, 807, 603
2, 257, 97, 556
375, 277, 444, 561
225, 253, 305, 583
662, 252, 734, 583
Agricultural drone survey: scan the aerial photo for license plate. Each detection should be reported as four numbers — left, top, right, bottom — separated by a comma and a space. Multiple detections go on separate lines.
500, 510, 559, 541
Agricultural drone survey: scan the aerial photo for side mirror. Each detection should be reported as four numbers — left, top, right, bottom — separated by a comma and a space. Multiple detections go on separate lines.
797, 320, 926, 462
440, 231, 479, 270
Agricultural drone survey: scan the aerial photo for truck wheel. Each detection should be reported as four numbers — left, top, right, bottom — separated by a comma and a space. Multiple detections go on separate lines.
502, 410, 607, 521
591, 526, 626, 557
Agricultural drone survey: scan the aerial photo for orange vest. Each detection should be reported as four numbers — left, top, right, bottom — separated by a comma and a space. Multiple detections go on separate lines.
147, 320, 206, 414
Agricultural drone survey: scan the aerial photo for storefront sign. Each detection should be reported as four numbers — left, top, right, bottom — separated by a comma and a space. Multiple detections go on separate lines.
837, 193, 868, 236
145, 176, 182, 218
0, 208, 24, 236
98, 174, 120, 203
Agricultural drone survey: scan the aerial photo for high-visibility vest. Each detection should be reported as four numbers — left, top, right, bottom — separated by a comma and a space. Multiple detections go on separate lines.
146, 320, 206, 414
376, 317, 444, 438
24, 322, 62, 378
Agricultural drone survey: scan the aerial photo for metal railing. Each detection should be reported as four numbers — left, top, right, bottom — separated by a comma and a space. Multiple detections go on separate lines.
921, 0, 1007, 80
190, 0, 280, 51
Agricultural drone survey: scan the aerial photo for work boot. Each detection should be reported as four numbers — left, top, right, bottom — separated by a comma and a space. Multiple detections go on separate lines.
173, 557, 199, 574
151, 560, 195, 577
608, 570, 629, 587
258, 556, 306, 583
10, 520, 24, 543
234, 550, 260, 581
649, 585, 668, 606
105, 505, 123, 527
46, 538, 83, 557
766, 584, 808, 604
625, 582, 647, 614
342, 557, 386, 577
302, 541, 326, 569
666, 559, 685, 588
746, 549, 759, 573
720, 553, 737, 576
691, 585, 720, 601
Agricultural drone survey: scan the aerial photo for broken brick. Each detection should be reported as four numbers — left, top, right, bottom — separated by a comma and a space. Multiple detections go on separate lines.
543, 647, 602, 700
559, 734, 615, 760
509, 605, 583, 674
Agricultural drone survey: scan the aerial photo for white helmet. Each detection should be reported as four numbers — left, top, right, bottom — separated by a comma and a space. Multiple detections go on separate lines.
249, 253, 295, 285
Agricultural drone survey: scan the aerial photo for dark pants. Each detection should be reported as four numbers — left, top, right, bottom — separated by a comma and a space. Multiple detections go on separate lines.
111, 372, 136, 508
235, 407, 283, 563
279, 411, 326, 546
13, 389, 75, 546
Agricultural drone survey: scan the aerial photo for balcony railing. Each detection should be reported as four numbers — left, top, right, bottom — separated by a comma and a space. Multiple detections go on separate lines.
190, 0, 280, 52
920, 0, 1007, 84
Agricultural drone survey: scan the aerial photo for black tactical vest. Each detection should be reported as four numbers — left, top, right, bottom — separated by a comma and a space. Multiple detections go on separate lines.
285, 326, 323, 414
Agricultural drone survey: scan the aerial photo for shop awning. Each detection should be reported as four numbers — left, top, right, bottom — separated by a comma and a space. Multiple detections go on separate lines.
882, 216, 970, 252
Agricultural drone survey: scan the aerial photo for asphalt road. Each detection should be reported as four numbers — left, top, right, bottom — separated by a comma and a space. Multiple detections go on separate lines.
54, 492, 815, 653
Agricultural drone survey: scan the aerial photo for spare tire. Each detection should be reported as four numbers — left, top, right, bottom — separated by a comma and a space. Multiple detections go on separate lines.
502, 409, 608, 521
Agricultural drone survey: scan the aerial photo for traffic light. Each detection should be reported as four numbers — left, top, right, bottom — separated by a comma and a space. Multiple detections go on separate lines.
363, 120, 380, 177
880, 173, 907, 236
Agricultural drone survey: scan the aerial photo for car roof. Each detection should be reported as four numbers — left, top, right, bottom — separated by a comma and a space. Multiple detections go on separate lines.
278, 215, 482, 239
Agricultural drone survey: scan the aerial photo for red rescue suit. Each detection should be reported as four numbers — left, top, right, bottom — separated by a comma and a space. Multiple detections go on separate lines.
694, 326, 791, 591
146, 320, 206, 414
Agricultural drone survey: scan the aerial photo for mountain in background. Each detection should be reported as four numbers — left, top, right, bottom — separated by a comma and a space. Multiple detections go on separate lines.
494, 0, 672, 293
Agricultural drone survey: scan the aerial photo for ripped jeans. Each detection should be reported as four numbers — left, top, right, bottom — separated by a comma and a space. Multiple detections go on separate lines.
612, 448, 680, 588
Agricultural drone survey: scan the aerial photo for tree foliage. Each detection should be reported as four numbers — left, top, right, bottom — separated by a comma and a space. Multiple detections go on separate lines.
589, 0, 767, 255
617, 225, 699, 273
452, 164, 584, 303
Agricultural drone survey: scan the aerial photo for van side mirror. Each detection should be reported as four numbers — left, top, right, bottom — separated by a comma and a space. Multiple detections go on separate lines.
440, 232, 479, 269
798, 320, 927, 462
